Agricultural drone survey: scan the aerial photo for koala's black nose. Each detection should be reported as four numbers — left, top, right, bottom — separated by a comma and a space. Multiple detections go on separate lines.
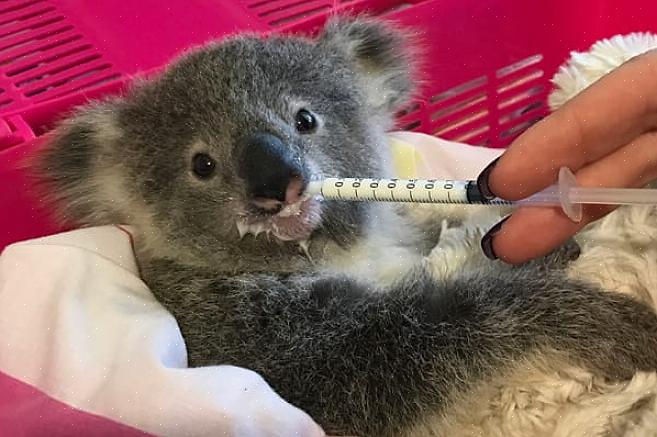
238, 132, 306, 204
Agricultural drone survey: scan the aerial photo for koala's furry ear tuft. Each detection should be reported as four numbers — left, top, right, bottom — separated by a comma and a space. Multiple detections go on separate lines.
318, 15, 422, 113
28, 100, 125, 226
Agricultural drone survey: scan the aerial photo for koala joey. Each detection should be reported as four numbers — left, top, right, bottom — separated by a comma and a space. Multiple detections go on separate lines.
35, 16, 657, 437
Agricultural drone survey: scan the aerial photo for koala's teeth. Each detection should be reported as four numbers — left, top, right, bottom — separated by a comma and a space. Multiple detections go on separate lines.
299, 240, 312, 260
236, 221, 248, 239
253, 222, 265, 237
237, 220, 272, 239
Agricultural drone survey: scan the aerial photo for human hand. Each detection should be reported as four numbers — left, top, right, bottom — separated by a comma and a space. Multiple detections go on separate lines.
477, 49, 657, 264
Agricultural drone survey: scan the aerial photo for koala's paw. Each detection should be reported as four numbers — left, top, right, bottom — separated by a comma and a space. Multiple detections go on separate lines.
423, 215, 501, 280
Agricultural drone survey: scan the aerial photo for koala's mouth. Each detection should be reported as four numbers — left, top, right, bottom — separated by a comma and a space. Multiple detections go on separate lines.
236, 194, 322, 243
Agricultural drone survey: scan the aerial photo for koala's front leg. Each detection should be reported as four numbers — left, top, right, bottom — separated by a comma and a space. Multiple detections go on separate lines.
421, 209, 507, 280
422, 206, 582, 282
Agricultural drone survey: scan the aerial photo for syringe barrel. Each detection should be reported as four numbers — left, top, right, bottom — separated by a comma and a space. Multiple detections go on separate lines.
568, 187, 657, 205
310, 178, 471, 203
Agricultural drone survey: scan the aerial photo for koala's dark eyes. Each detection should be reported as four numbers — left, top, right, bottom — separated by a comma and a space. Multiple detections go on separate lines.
295, 109, 317, 133
192, 153, 216, 179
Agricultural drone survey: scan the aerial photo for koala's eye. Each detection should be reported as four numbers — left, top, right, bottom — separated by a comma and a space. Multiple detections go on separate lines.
192, 153, 216, 179
295, 109, 317, 134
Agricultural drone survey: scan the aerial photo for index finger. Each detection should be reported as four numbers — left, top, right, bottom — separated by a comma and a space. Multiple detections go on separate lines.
488, 48, 657, 201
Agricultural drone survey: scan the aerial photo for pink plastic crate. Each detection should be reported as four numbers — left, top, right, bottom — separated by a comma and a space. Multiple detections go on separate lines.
1, 0, 657, 251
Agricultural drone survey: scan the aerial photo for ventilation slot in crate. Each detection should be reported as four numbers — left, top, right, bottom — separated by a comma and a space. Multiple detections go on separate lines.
495, 54, 547, 143
0, 87, 12, 110
248, 0, 332, 27
428, 76, 491, 146
394, 54, 549, 148
366, 1, 417, 16
396, 101, 422, 131
0, 113, 33, 150
244, 0, 429, 28
0, 0, 120, 110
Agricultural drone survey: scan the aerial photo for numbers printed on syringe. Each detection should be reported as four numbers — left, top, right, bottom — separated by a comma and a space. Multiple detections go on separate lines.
321, 178, 469, 203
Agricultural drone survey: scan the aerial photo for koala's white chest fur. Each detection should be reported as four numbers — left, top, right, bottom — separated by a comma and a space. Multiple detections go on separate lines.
318, 205, 424, 288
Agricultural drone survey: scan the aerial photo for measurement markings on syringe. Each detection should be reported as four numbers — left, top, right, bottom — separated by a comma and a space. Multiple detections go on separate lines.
426, 180, 435, 202
318, 178, 472, 204
368, 180, 378, 201
309, 172, 639, 210
407, 181, 415, 202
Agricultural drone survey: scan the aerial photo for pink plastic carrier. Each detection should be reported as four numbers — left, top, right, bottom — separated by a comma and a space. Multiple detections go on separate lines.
1, 0, 656, 251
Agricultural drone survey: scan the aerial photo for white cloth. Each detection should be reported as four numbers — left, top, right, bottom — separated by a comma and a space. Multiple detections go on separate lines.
388, 131, 502, 179
0, 226, 325, 437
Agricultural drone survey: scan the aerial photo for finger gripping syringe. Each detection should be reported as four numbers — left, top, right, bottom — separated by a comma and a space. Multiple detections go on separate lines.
306, 167, 657, 223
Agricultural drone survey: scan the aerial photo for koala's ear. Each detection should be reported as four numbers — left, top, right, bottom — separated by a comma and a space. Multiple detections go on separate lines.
29, 100, 124, 226
317, 16, 419, 113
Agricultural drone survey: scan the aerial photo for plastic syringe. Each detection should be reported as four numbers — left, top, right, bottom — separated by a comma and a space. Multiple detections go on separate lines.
305, 167, 657, 223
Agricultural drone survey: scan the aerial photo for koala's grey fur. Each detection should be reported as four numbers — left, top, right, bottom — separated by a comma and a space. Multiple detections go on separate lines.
34, 16, 657, 437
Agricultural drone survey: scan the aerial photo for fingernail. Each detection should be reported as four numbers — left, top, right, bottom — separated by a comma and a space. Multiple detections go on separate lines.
476, 157, 500, 200
481, 215, 510, 260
